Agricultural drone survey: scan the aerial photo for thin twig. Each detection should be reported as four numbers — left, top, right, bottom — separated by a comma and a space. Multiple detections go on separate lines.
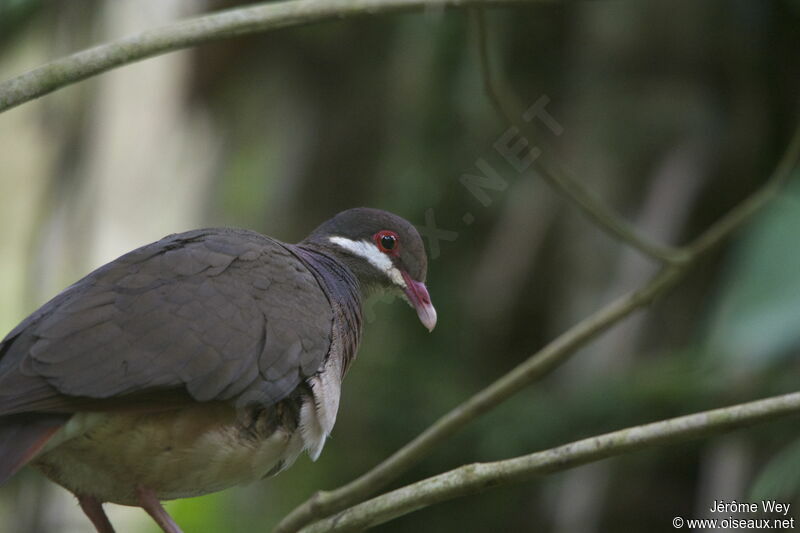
0, 0, 547, 113
472, 9, 685, 264
684, 127, 800, 256
303, 391, 800, 532
274, 124, 800, 533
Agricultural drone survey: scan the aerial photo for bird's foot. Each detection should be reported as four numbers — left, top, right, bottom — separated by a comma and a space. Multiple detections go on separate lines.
136, 486, 184, 533
77, 494, 115, 533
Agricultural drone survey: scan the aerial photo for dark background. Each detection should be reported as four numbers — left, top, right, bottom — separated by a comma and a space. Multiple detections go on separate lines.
1, 0, 799, 531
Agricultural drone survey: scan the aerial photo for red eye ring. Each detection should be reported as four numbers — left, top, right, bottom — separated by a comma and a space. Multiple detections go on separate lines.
374, 230, 400, 254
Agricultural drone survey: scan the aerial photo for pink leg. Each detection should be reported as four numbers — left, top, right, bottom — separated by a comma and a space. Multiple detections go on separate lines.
136, 486, 183, 533
77, 494, 115, 533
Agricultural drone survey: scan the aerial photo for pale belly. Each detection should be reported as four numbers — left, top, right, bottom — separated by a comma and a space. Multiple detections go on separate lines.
32, 402, 305, 505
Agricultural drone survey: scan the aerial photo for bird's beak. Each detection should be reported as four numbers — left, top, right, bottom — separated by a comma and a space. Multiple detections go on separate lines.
400, 271, 437, 332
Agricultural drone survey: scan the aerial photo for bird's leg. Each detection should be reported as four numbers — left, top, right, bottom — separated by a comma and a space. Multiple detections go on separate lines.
136, 486, 184, 533
77, 494, 115, 533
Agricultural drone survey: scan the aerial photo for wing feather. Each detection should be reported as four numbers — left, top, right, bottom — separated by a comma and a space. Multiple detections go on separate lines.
0, 229, 333, 416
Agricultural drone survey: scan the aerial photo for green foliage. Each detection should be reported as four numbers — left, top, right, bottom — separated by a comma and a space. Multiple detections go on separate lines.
706, 175, 800, 370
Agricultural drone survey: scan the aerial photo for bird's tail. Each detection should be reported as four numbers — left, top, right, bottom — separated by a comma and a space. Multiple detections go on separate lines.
0, 414, 67, 484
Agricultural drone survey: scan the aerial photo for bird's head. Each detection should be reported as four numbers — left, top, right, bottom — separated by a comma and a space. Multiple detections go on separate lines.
303, 207, 436, 332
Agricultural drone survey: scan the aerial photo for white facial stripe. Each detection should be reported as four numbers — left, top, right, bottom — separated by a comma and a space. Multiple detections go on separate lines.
328, 236, 406, 287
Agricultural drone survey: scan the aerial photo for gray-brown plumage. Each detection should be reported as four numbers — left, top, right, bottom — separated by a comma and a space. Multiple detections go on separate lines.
0, 208, 435, 533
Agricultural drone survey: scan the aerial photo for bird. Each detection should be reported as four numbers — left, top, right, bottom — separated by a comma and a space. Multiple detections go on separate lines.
0, 207, 436, 533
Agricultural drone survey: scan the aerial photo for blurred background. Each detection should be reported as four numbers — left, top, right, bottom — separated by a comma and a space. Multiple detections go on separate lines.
1, 0, 800, 531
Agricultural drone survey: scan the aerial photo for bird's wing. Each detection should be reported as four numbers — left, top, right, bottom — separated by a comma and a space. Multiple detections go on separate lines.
0, 229, 334, 416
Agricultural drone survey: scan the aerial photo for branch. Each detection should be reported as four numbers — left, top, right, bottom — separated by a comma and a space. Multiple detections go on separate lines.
472, 9, 685, 264
275, 266, 682, 532
303, 391, 800, 533
0, 0, 546, 114
275, 124, 800, 533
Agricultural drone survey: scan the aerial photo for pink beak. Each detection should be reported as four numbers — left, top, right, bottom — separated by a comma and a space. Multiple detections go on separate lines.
400, 271, 437, 332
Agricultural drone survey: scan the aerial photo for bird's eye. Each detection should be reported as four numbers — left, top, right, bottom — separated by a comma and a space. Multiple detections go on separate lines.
374, 230, 399, 253
381, 234, 396, 250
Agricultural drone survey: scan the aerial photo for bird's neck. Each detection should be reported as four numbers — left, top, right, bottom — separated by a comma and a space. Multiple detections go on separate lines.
291, 245, 363, 376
